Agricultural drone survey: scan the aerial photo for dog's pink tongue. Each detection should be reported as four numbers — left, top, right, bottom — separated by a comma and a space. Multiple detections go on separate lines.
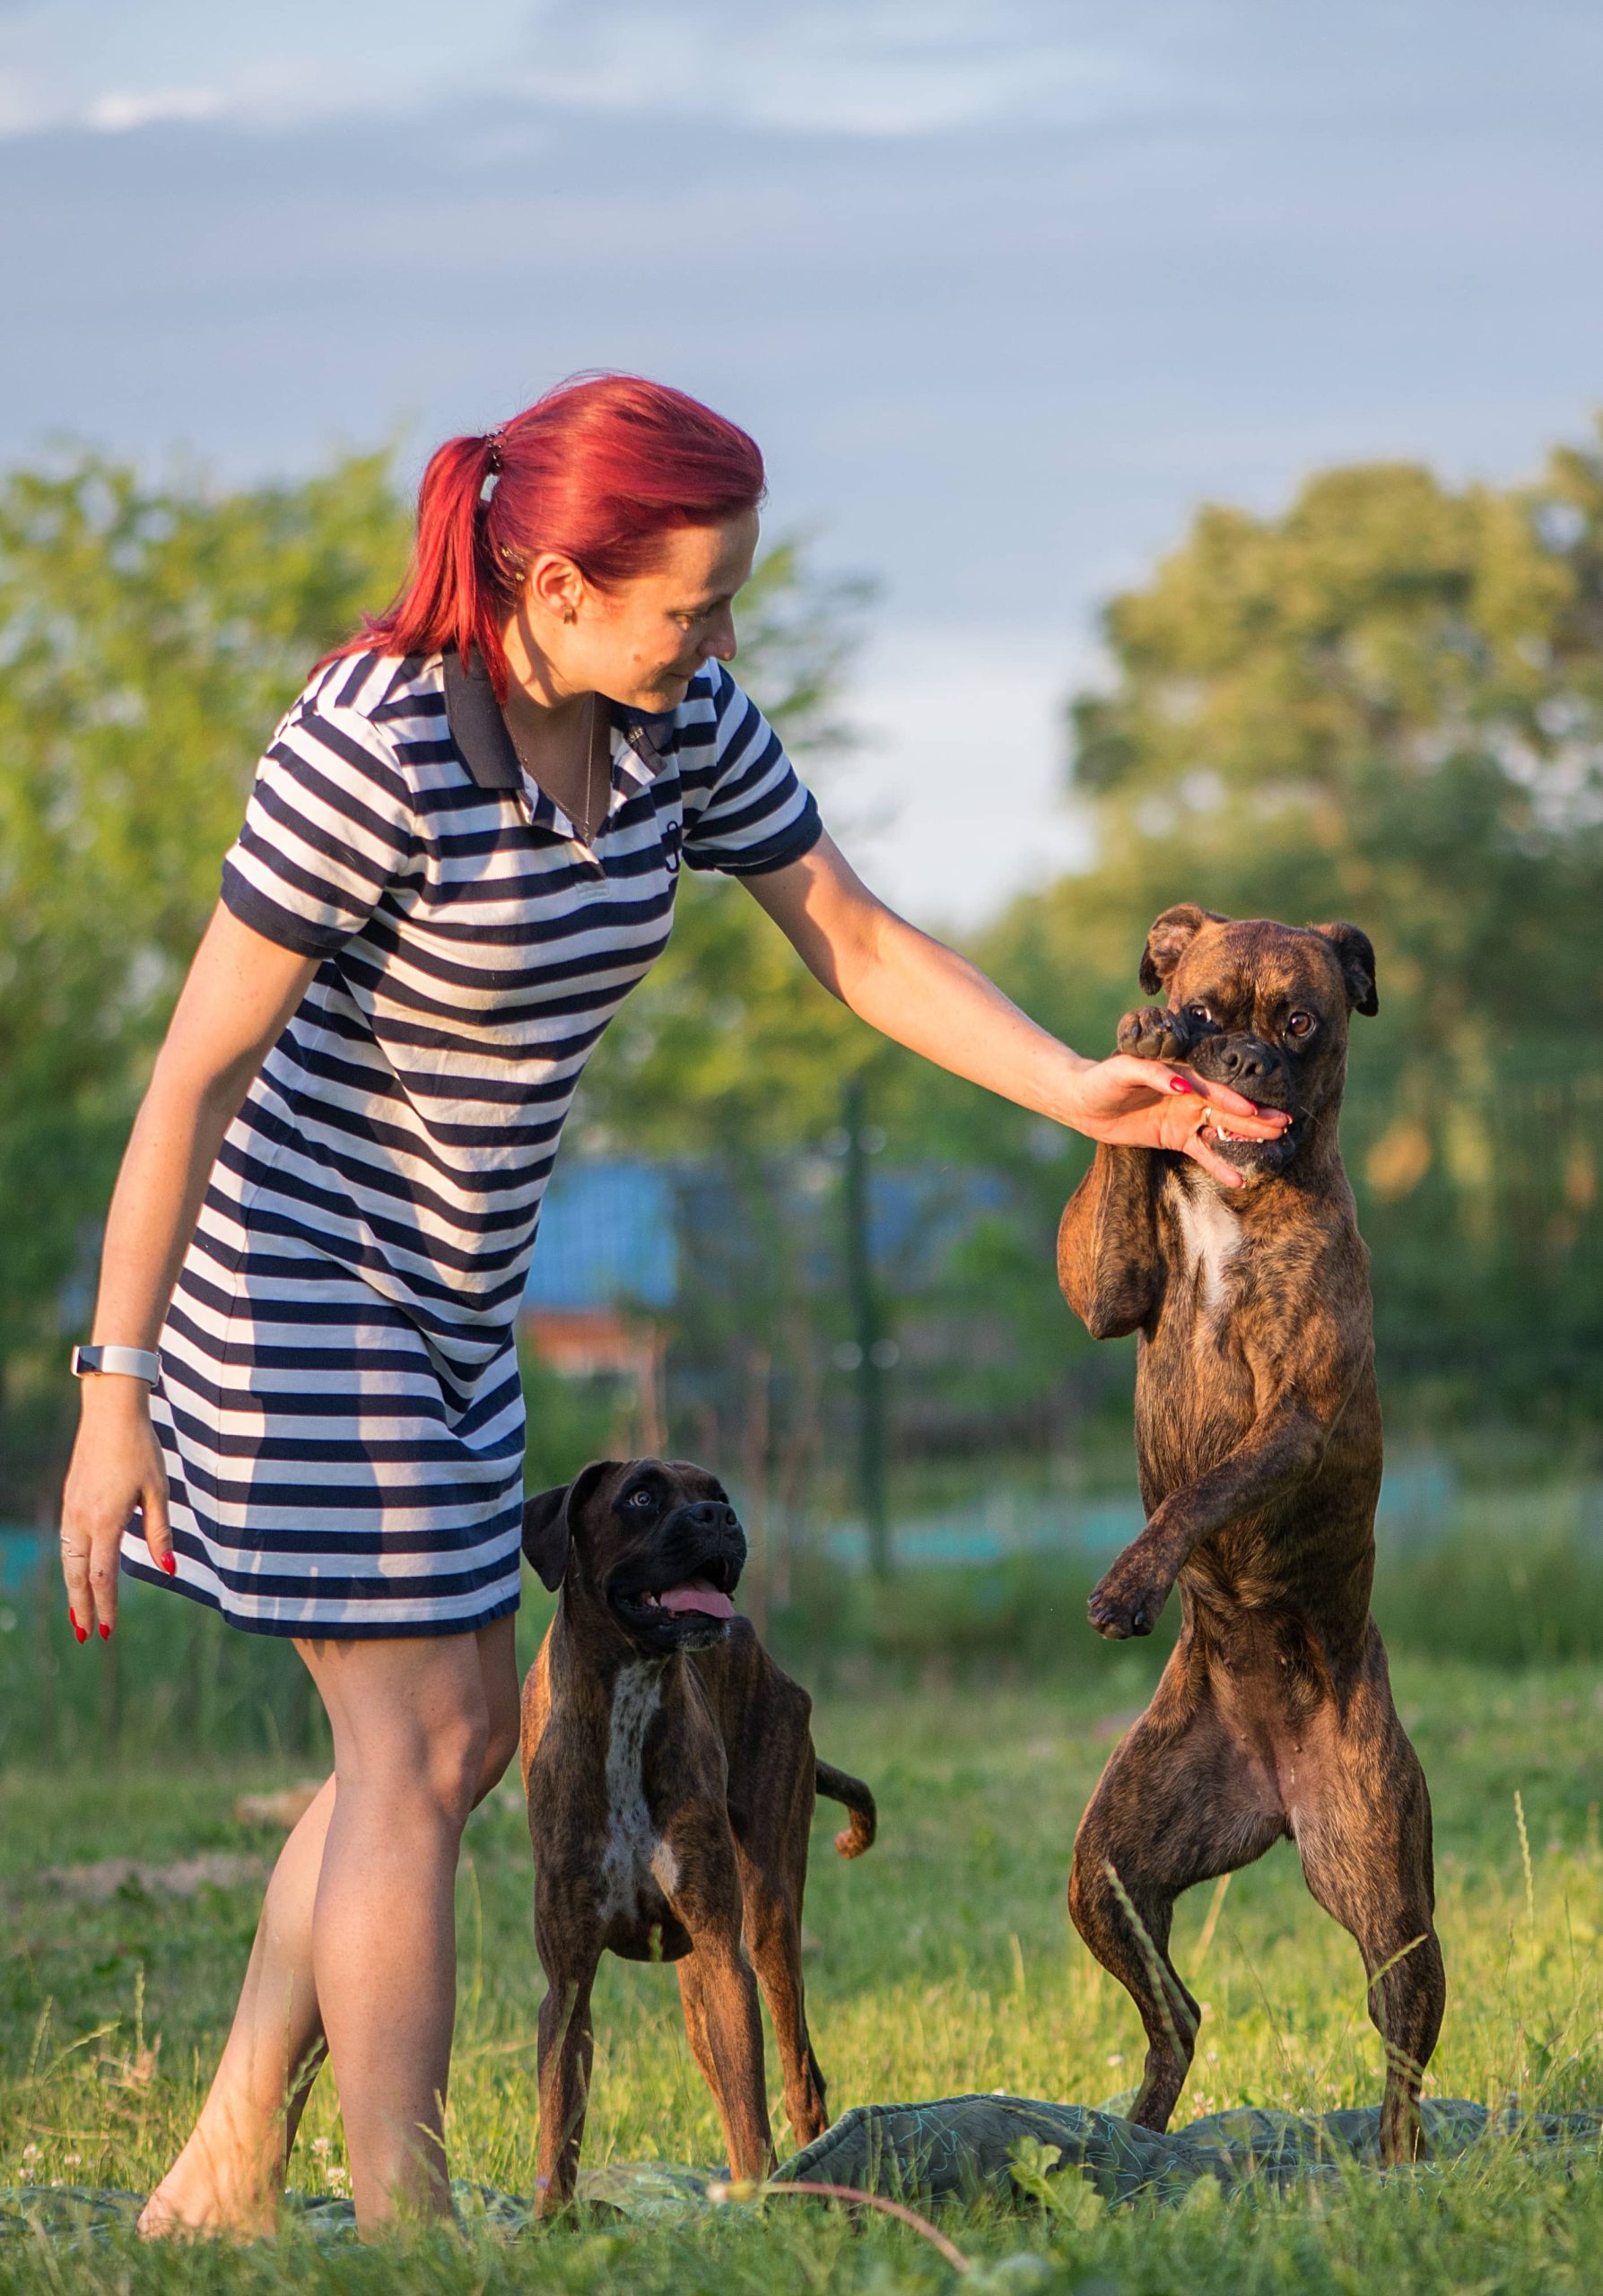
658, 1577, 735, 1619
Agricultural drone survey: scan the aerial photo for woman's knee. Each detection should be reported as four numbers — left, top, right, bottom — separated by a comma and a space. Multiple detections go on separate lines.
422, 1707, 496, 1828
469, 1617, 522, 1805
474, 1690, 522, 1805
306, 1632, 515, 1828
331, 1699, 490, 1832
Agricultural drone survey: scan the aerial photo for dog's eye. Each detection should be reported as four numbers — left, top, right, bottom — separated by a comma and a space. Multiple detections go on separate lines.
1285, 1010, 1317, 1039
626, 1489, 657, 1512
1186, 1004, 1212, 1025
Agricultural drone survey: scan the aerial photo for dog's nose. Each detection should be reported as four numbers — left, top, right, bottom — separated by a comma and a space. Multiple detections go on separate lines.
1215, 1037, 1276, 1083
684, 1501, 738, 1535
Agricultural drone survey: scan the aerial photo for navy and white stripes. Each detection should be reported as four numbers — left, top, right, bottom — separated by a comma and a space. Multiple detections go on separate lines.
122, 648, 820, 1637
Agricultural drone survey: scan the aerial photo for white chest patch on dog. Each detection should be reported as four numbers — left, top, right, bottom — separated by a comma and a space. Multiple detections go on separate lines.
597, 1663, 667, 1923
1172, 1184, 1244, 1316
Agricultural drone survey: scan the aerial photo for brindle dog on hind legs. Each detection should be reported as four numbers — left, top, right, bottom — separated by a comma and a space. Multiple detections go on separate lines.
1058, 903, 1445, 2164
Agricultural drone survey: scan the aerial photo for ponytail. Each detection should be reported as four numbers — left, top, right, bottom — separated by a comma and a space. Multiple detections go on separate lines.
325, 374, 766, 702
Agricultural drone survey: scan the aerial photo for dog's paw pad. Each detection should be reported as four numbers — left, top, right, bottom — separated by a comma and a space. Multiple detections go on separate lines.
1117, 1004, 1188, 1062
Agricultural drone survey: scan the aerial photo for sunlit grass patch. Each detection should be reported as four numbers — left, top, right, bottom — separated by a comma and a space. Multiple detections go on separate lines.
3, 1660, 1603, 2289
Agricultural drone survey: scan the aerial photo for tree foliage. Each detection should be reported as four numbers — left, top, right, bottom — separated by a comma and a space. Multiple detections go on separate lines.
0, 448, 412, 1397
0, 448, 871, 1503
970, 422, 1603, 1418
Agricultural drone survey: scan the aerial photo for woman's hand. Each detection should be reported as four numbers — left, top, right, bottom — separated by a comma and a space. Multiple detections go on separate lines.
746, 837, 1291, 1187
59, 1378, 174, 1640
1061, 1054, 1287, 1188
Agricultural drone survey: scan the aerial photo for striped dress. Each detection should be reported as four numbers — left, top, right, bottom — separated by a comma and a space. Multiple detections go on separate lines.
120, 648, 821, 1638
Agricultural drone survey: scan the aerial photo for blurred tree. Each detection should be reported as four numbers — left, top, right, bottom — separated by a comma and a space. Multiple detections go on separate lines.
574, 543, 895, 1155
0, 448, 412, 1492
572, 546, 909, 1560
963, 422, 1603, 1422
0, 448, 873, 1509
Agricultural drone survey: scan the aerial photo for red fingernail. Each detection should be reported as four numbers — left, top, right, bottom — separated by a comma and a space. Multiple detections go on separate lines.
160, 1552, 177, 1576
1168, 1075, 1191, 1093
74, 1623, 88, 1646
99, 1622, 112, 1641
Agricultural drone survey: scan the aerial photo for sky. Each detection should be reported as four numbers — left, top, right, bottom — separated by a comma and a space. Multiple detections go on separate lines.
4, 0, 1603, 925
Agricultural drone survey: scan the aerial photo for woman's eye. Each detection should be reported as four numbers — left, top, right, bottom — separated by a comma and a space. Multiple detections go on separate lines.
1286, 1010, 1316, 1039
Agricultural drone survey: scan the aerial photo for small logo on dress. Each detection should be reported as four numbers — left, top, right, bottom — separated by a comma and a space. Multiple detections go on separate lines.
663, 816, 683, 876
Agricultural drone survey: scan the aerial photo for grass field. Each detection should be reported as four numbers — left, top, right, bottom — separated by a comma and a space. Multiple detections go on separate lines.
3, 1651, 1603, 2290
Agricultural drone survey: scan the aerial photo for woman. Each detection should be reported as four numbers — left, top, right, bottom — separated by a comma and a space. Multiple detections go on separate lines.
58, 374, 1283, 2235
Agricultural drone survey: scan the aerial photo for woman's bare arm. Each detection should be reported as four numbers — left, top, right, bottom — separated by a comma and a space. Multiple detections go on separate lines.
59, 904, 318, 1639
745, 831, 1287, 1177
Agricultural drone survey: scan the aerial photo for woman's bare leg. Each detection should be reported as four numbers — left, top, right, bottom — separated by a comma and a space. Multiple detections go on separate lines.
139, 1613, 518, 2236
138, 1778, 335, 2236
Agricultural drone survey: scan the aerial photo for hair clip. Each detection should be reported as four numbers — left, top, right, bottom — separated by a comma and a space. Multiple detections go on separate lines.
484, 430, 505, 474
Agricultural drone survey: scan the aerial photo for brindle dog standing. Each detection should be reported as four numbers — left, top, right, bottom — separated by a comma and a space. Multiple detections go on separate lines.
518, 1457, 876, 2212
1058, 904, 1445, 2164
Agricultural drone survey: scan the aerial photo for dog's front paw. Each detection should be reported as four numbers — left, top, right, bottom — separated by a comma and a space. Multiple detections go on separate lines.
1116, 1004, 1191, 1063
1087, 1550, 1173, 1640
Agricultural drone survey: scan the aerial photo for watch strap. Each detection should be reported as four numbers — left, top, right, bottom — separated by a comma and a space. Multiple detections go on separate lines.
71, 1344, 161, 1384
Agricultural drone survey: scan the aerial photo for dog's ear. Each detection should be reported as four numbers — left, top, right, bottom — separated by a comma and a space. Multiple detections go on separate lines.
521, 1461, 613, 1592
1138, 903, 1228, 995
1310, 921, 1379, 1018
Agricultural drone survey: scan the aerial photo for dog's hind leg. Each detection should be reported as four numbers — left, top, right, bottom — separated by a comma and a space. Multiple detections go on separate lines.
1288, 1644, 1445, 2165
1069, 1682, 1285, 2132
677, 1938, 774, 2181
675, 1953, 721, 2097
744, 1883, 830, 2146
534, 1959, 597, 2214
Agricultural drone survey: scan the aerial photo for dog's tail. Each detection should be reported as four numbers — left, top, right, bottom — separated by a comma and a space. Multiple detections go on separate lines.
815, 1761, 876, 1859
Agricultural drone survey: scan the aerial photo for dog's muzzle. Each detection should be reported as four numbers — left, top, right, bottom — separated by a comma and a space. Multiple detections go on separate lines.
607, 1503, 746, 1647
1189, 1034, 1302, 1171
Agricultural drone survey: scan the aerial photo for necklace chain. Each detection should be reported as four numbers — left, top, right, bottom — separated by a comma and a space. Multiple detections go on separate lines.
506, 691, 600, 841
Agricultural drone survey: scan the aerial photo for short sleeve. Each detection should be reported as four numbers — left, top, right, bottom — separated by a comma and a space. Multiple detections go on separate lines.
676, 666, 823, 876
221, 688, 415, 960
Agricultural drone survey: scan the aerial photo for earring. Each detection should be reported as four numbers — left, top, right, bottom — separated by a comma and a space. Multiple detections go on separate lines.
563, 607, 577, 625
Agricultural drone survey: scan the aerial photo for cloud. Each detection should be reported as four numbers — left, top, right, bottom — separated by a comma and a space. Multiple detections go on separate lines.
86, 86, 222, 133
510, 0, 1186, 136
0, 0, 1191, 144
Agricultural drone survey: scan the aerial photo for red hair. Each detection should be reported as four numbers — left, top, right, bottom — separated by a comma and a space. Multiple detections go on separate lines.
329, 373, 766, 701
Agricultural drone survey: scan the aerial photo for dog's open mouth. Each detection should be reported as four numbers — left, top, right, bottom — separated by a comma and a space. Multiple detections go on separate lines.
1205, 1113, 1300, 1171
610, 1549, 744, 1639
633, 1577, 736, 1621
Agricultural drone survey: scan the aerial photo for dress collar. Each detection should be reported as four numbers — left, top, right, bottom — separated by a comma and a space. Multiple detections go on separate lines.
440, 650, 667, 795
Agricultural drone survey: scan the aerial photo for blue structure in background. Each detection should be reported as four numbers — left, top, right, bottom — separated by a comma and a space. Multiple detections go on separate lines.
522, 1155, 1008, 1317
523, 1160, 679, 1313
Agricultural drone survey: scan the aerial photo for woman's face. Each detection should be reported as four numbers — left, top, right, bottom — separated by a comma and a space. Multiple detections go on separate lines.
518, 510, 761, 713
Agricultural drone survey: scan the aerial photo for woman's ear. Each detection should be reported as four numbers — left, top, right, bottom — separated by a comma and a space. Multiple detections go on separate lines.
525, 550, 587, 627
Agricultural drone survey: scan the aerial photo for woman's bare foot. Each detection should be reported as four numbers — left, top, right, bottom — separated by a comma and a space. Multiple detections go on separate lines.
136, 2126, 283, 2239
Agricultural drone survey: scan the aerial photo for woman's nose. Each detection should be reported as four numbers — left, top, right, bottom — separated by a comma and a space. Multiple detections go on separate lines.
705, 609, 737, 663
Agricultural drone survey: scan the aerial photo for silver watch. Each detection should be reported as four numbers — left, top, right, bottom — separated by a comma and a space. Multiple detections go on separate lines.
71, 1344, 161, 1385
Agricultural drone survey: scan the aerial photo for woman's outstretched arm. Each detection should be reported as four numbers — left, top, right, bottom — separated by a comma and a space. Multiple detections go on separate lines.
59, 904, 318, 1639
745, 831, 1287, 1184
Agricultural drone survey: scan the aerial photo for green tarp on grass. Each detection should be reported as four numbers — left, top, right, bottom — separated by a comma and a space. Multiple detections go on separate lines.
4, 2094, 1599, 2240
